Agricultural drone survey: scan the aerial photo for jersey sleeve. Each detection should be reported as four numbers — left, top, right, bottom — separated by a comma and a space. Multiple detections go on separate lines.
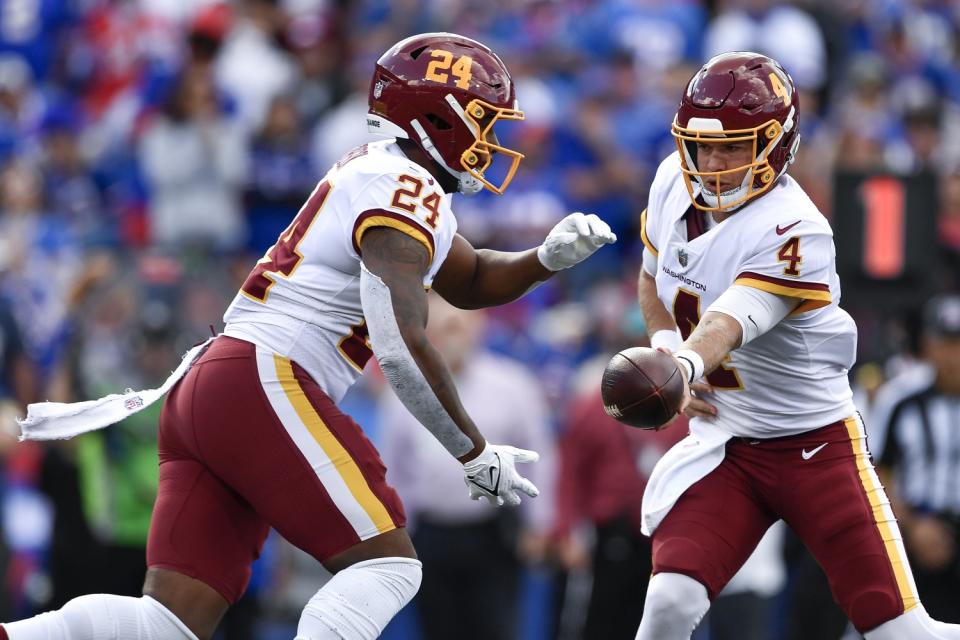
734, 227, 835, 314
348, 170, 445, 265
640, 208, 659, 261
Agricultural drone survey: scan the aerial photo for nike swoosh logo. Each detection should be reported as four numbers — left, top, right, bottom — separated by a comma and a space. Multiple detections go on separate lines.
747, 314, 759, 330
776, 220, 801, 235
467, 455, 501, 494
801, 443, 828, 460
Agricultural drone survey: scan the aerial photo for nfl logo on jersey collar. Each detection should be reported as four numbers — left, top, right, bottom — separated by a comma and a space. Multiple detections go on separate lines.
678, 248, 689, 267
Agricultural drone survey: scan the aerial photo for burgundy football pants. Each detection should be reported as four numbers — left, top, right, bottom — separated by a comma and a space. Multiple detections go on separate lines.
652, 415, 918, 633
147, 336, 405, 603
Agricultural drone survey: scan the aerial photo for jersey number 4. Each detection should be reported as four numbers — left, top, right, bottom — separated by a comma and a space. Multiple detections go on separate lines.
673, 289, 743, 390
777, 237, 802, 276
241, 180, 332, 302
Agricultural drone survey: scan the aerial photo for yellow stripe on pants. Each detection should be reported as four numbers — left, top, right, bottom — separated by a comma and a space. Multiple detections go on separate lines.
844, 415, 918, 613
275, 355, 395, 535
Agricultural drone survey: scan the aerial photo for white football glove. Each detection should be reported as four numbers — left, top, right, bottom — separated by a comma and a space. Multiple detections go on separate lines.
462, 443, 540, 506
537, 212, 617, 272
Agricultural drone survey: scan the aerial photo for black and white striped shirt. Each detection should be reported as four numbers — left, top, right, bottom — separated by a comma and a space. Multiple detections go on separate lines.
870, 365, 960, 515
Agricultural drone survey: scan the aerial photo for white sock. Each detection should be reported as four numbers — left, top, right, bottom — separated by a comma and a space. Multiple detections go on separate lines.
295, 557, 422, 640
635, 573, 710, 640
866, 607, 960, 639
2, 595, 197, 640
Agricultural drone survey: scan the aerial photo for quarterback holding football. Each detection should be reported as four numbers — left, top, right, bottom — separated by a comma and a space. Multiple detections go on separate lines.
634, 51, 960, 640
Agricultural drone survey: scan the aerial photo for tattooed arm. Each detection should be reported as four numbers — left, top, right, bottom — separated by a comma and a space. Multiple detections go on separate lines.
360, 227, 485, 462
679, 312, 744, 377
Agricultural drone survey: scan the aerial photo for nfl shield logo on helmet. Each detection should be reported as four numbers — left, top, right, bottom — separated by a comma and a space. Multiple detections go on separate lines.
678, 248, 689, 267
373, 80, 384, 99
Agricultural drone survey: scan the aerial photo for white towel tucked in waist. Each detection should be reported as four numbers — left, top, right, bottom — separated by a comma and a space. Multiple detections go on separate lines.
17, 337, 214, 442
641, 420, 732, 536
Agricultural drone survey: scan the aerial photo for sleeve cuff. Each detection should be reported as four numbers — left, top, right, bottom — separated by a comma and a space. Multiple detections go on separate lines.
353, 209, 435, 262
640, 208, 658, 258
734, 271, 831, 314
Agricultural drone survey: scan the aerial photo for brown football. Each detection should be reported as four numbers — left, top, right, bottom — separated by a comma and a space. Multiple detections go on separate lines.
601, 347, 685, 429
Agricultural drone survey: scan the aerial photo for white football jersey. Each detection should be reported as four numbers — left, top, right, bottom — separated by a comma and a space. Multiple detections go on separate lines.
223, 140, 458, 403
642, 152, 857, 438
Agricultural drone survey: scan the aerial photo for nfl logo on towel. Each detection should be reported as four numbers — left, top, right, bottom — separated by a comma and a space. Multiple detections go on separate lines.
124, 396, 144, 411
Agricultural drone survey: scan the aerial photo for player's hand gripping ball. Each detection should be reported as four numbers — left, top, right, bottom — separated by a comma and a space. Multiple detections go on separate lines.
601, 347, 685, 429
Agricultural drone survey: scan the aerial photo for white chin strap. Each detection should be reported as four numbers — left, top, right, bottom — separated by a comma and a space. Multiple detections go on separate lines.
696, 171, 752, 211
367, 93, 492, 197
408, 118, 483, 195
368, 113, 481, 193
678, 137, 751, 211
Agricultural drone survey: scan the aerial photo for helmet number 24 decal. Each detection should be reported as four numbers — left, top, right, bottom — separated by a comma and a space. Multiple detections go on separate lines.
425, 50, 473, 90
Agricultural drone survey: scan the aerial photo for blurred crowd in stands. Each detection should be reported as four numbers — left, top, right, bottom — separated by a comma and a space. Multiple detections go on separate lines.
1, 0, 959, 638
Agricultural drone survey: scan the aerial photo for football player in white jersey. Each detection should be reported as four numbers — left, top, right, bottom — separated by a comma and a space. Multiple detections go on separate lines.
633, 52, 960, 640
3, 33, 615, 640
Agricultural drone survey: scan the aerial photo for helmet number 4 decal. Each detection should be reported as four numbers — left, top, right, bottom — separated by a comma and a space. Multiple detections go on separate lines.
425, 50, 473, 90
768, 71, 791, 106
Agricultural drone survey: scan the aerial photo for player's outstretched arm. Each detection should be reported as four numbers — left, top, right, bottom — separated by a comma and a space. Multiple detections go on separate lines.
433, 212, 616, 309
360, 227, 539, 506
676, 311, 743, 383
432, 234, 548, 309
671, 286, 800, 418
668, 311, 743, 420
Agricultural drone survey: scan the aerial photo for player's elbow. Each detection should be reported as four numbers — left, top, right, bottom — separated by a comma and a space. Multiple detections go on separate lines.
376, 323, 433, 381
377, 354, 407, 389
375, 334, 425, 387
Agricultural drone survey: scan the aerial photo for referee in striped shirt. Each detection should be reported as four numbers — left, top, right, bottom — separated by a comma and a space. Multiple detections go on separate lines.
871, 293, 960, 624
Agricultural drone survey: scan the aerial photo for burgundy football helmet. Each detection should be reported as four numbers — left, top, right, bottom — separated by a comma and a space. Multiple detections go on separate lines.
367, 32, 525, 195
672, 52, 801, 212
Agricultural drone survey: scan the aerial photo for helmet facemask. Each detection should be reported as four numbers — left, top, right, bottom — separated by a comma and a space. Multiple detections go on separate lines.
672, 110, 797, 212
408, 95, 525, 195
456, 97, 525, 195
